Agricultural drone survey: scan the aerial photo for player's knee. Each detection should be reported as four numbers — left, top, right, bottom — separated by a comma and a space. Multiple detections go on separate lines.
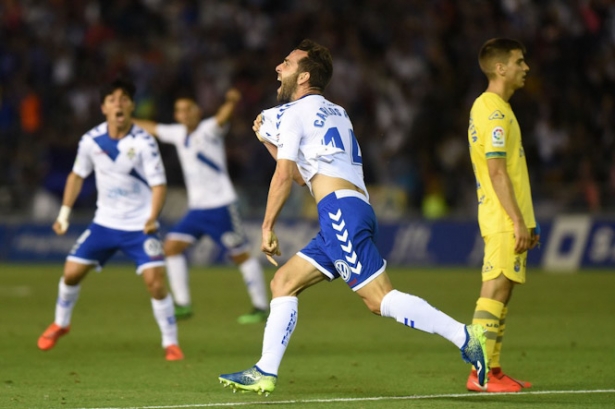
363, 297, 383, 315
231, 252, 250, 265
63, 273, 82, 286
269, 274, 285, 297
163, 240, 185, 256
146, 279, 167, 299
270, 272, 297, 297
142, 270, 167, 298
63, 264, 89, 285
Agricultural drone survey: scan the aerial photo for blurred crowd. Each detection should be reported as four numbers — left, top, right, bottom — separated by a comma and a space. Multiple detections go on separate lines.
1, 0, 615, 221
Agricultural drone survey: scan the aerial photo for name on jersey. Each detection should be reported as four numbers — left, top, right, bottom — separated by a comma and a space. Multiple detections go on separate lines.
314, 106, 347, 128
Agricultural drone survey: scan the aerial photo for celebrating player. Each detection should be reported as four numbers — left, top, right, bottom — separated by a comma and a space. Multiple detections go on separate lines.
37, 77, 183, 361
132, 89, 269, 324
218, 39, 488, 395
466, 38, 539, 392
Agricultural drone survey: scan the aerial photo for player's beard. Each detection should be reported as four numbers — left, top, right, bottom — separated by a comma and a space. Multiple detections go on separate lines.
277, 72, 299, 103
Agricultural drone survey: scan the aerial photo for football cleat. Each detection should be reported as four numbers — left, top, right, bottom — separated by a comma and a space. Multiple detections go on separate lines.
38, 323, 70, 351
460, 324, 489, 386
174, 304, 193, 320
491, 367, 532, 388
237, 308, 269, 325
165, 344, 184, 361
219, 366, 277, 396
467, 369, 522, 392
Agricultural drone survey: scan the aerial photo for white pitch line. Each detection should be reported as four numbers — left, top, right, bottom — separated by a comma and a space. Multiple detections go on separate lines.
76, 389, 615, 409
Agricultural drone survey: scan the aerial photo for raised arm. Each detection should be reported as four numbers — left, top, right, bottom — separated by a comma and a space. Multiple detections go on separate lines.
215, 88, 242, 127
53, 172, 85, 235
132, 119, 159, 137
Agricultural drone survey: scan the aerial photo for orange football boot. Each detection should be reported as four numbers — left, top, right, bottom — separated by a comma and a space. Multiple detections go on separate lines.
38, 323, 70, 351
165, 344, 184, 361
467, 369, 522, 392
491, 367, 532, 388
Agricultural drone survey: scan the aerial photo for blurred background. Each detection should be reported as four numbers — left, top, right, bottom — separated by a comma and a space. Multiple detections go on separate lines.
1, 0, 614, 268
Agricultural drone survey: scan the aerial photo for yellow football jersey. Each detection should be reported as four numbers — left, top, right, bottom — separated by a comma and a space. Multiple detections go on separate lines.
468, 92, 535, 236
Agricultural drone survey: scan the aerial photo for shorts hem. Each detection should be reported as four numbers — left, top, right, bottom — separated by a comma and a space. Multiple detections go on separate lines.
137, 261, 166, 275
351, 260, 387, 292
482, 269, 526, 284
66, 256, 101, 272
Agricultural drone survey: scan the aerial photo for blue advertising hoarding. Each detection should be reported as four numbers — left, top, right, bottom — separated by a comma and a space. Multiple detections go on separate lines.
0, 216, 612, 271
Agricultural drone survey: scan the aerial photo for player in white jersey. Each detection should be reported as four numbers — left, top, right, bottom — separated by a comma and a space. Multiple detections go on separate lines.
219, 39, 489, 395
37, 77, 183, 361
133, 89, 269, 323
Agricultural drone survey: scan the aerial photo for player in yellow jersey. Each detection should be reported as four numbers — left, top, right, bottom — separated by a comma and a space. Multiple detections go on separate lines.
466, 38, 540, 393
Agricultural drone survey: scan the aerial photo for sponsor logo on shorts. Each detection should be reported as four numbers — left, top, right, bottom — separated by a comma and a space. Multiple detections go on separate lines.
143, 238, 163, 257
221, 232, 244, 249
514, 256, 521, 272
334, 259, 351, 282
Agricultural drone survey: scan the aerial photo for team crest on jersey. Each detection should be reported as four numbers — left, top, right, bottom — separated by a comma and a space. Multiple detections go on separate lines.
482, 261, 493, 273
126, 147, 136, 160
143, 238, 163, 257
334, 260, 352, 282
489, 110, 505, 120
514, 256, 521, 272
491, 127, 505, 147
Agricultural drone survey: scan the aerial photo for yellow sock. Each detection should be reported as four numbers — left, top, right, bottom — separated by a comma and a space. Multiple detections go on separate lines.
472, 297, 504, 370
490, 306, 508, 369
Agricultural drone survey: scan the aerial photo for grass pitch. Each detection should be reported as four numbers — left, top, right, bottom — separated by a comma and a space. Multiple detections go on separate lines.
1, 263, 614, 408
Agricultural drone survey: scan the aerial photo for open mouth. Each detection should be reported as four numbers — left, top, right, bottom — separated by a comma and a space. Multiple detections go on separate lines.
115, 111, 125, 120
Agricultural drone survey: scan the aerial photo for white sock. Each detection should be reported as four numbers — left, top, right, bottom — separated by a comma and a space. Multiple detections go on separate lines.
380, 290, 467, 348
239, 257, 269, 310
54, 278, 81, 328
166, 254, 190, 306
255, 296, 298, 375
151, 294, 178, 348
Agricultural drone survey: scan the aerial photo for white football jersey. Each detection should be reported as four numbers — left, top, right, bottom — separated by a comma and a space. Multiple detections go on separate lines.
156, 118, 237, 209
275, 95, 367, 197
259, 106, 282, 146
72, 123, 166, 231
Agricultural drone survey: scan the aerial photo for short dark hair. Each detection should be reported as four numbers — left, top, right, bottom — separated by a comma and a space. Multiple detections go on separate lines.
173, 89, 198, 104
99, 76, 136, 104
479, 38, 526, 78
295, 39, 333, 92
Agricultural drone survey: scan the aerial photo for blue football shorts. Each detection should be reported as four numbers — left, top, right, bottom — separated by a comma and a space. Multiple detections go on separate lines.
166, 203, 249, 256
67, 222, 165, 274
298, 190, 387, 291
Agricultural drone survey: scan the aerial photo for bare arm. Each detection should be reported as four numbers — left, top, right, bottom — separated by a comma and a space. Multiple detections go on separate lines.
215, 88, 242, 127
132, 119, 159, 137
53, 172, 84, 235
144, 184, 166, 234
488, 158, 531, 253
261, 159, 295, 260
262, 142, 306, 186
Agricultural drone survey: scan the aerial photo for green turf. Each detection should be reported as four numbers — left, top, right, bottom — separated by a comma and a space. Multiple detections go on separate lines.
1, 263, 614, 408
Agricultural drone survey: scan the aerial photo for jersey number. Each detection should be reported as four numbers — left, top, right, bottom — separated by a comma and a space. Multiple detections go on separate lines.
323, 127, 362, 165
